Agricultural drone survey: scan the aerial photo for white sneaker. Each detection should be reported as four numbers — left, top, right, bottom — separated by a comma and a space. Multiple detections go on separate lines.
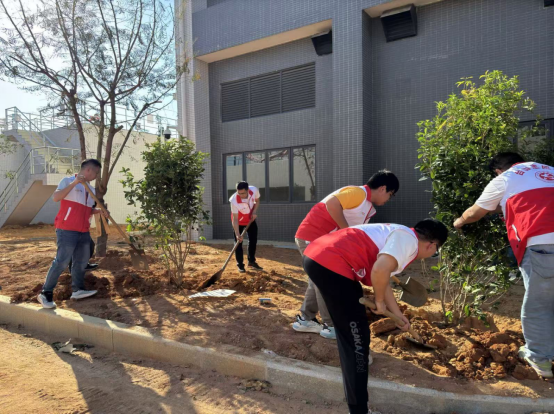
292, 315, 322, 333
319, 324, 336, 340
368, 352, 373, 367
70, 290, 98, 300
37, 293, 56, 309
518, 346, 553, 378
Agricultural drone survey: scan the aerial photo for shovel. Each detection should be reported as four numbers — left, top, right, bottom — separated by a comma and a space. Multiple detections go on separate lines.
390, 275, 428, 307
359, 297, 437, 350
82, 182, 148, 270
199, 220, 253, 289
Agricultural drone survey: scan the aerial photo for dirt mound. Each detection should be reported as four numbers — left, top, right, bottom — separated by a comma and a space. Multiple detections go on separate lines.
373, 309, 534, 381
212, 270, 289, 294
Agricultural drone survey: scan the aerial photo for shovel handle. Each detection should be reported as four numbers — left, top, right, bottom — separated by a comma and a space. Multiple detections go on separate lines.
390, 275, 402, 285
359, 297, 422, 342
82, 182, 135, 248
221, 220, 254, 271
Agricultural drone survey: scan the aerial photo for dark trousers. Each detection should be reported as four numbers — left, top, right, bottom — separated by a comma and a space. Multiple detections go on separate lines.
303, 256, 370, 414
233, 220, 258, 265
68, 236, 95, 272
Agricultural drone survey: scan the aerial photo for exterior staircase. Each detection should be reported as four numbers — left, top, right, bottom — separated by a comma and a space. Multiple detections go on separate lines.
1, 108, 80, 227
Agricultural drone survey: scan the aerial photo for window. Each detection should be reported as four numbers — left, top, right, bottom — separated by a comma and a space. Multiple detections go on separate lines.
246, 152, 266, 200
516, 119, 554, 153
225, 154, 243, 199
293, 147, 316, 202
268, 149, 290, 202
221, 63, 315, 122
224, 146, 316, 203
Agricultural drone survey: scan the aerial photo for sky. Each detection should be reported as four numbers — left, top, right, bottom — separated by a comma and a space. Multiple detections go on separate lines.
0, 0, 178, 122
0, 81, 49, 117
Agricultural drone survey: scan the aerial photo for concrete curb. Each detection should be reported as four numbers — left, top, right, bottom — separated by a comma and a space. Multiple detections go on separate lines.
1, 295, 552, 413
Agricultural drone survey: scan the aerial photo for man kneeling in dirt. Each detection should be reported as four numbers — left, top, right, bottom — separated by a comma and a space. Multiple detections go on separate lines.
454, 152, 554, 378
38, 159, 109, 309
293, 170, 399, 340
303, 219, 448, 414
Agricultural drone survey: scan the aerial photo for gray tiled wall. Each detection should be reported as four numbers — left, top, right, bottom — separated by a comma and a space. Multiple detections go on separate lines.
367, 0, 554, 225
209, 38, 333, 241
189, 0, 554, 241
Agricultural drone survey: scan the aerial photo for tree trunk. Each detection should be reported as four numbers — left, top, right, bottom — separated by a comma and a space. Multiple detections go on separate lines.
94, 194, 109, 257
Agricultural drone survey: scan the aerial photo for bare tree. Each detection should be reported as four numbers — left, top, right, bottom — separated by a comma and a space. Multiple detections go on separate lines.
0, 0, 189, 254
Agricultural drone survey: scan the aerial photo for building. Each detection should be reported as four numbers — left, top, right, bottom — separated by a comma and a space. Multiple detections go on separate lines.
0, 106, 176, 228
175, 0, 554, 242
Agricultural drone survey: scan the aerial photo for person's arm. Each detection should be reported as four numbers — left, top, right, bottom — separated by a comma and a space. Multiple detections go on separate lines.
370, 254, 398, 315
251, 198, 260, 221
325, 196, 349, 229
453, 204, 491, 228
454, 177, 505, 229
52, 176, 84, 202
232, 213, 242, 242
384, 285, 410, 331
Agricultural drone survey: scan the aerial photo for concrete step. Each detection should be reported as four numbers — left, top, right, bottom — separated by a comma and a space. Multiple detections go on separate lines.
0, 179, 55, 228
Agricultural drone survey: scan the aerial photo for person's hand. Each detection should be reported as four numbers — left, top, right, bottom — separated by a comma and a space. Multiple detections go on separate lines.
373, 300, 387, 315
100, 209, 110, 219
453, 217, 464, 229
396, 314, 411, 332
251, 214, 258, 221
236, 234, 243, 243
73, 174, 86, 185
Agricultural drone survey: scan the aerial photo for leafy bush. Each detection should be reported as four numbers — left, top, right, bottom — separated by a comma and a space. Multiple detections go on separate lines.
121, 137, 210, 287
416, 71, 541, 324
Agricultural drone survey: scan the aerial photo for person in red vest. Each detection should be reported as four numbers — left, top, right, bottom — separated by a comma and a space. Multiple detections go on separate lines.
454, 152, 554, 379
38, 159, 109, 309
303, 219, 448, 414
293, 170, 399, 340
230, 181, 263, 273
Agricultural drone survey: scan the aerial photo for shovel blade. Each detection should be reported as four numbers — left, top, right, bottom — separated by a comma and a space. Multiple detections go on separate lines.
129, 249, 149, 270
199, 269, 224, 290
398, 277, 428, 307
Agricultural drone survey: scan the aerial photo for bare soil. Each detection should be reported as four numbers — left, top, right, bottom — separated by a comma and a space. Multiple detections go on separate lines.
0, 322, 345, 414
1, 224, 553, 400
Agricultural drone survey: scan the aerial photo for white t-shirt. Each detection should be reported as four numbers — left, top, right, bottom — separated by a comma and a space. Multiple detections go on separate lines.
476, 176, 554, 247
378, 230, 419, 274
230, 186, 260, 213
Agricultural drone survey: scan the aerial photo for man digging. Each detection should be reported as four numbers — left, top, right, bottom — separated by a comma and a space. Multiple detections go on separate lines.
293, 170, 399, 340
229, 181, 263, 273
454, 152, 554, 379
38, 159, 109, 309
303, 219, 449, 414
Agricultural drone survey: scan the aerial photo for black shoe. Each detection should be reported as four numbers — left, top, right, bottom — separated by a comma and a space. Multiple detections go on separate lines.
237, 264, 246, 273
85, 263, 99, 271
248, 262, 263, 270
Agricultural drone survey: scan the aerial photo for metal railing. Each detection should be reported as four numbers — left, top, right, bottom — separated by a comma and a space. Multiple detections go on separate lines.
5, 104, 178, 137
0, 146, 81, 215
5, 107, 57, 146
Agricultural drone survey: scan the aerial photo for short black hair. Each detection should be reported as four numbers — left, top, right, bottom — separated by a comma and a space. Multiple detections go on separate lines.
236, 181, 249, 191
489, 152, 524, 172
414, 218, 449, 247
367, 170, 399, 194
81, 158, 102, 169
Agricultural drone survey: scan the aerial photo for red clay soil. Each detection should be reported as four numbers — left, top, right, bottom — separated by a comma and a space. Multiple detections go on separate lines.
1, 224, 553, 400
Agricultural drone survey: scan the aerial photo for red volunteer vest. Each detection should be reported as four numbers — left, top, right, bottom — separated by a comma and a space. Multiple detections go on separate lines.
54, 175, 95, 233
230, 189, 255, 226
499, 162, 554, 263
304, 224, 418, 286
295, 185, 374, 242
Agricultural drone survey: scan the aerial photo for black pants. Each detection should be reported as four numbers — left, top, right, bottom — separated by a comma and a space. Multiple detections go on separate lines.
68, 236, 95, 272
303, 256, 370, 414
233, 220, 258, 265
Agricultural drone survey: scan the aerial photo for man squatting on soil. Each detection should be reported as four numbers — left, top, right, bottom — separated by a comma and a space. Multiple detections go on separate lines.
303, 219, 449, 414
37, 159, 109, 309
293, 170, 400, 340
229, 181, 264, 273
454, 152, 554, 379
